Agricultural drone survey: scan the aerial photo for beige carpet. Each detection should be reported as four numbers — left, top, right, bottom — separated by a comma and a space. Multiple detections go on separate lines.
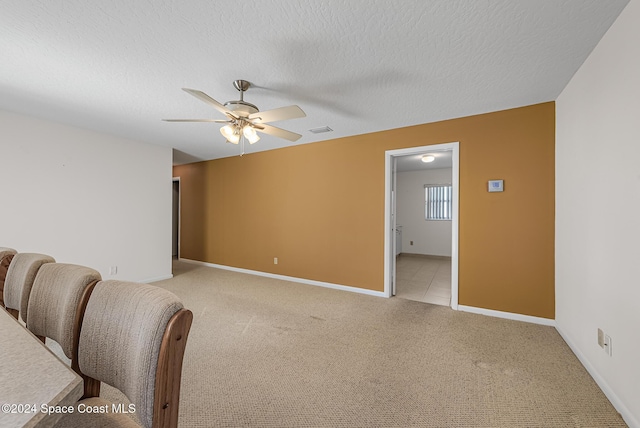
133, 261, 624, 427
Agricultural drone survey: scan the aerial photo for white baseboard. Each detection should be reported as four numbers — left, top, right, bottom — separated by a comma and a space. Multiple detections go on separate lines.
179, 258, 387, 298
142, 273, 173, 283
457, 305, 556, 326
556, 327, 639, 428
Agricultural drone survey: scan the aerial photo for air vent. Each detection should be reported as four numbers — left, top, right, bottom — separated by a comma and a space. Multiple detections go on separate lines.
309, 126, 333, 134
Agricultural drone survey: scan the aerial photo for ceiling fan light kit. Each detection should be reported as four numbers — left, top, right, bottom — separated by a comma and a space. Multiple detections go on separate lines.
220, 124, 240, 144
163, 79, 305, 156
242, 125, 260, 144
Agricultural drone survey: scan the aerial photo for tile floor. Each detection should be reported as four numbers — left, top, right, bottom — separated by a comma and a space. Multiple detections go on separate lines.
395, 254, 451, 306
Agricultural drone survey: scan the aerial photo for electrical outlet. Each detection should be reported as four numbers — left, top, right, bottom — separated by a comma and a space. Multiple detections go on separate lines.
597, 328, 604, 348
274, 257, 278, 265
109, 266, 118, 275
604, 335, 612, 356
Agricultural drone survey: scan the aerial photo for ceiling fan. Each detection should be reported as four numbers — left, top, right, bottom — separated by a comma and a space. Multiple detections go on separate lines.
163, 80, 306, 155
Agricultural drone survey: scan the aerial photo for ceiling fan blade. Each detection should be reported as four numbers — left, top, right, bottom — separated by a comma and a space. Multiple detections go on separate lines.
248, 105, 305, 123
256, 124, 302, 142
162, 119, 230, 123
181, 88, 238, 118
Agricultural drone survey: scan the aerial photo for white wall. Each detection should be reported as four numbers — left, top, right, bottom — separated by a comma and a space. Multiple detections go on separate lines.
0, 110, 173, 283
396, 168, 452, 257
556, 1, 639, 426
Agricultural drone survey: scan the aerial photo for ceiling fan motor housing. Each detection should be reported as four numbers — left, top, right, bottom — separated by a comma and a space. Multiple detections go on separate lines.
223, 100, 259, 117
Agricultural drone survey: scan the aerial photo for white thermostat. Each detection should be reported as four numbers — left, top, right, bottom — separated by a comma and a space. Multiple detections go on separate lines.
488, 180, 504, 192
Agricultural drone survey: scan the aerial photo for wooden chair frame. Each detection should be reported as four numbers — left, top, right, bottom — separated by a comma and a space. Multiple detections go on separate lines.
72, 279, 100, 372
0, 252, 15, 308
6, 307, 19, 320
81, 308, 193, 428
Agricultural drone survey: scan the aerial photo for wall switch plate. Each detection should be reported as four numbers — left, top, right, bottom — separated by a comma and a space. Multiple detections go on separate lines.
597, 328, 604, 348
274, 257, 278, 265
488, 179, 504, 192
604, 335, 612, 356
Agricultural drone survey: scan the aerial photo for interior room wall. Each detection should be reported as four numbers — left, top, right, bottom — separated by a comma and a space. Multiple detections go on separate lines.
555, 0, 639, 425
175, 102, 555, 319
396, 168, 452, 257
0, 109, 173, 283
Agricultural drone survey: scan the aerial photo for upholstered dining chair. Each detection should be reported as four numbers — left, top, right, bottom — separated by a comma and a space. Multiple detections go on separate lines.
26, 263, 101, 372
55, 280, 193, 428
0, 247, 17, 307
3, 253, 55, 321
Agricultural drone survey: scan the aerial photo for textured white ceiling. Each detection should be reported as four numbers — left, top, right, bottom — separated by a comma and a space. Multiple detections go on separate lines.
0, 1, 629, 164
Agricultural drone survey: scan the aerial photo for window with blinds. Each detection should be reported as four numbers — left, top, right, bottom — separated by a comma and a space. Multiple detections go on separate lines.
425, 184, 452, 220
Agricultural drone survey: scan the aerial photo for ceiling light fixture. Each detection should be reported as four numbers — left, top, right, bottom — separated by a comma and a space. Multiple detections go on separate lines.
242, 125, 260, 144
165, 80, 305, 156
421, 155, 435, 163
220, 124, 240, 144
220, 120, 260, 154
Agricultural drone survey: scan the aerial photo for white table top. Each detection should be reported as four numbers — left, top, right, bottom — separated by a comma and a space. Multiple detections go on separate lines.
0, 309, 83, 427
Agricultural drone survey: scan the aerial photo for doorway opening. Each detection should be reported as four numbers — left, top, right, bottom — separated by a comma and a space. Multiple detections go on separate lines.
172, 178, 180, 260
384, 142, 459, 310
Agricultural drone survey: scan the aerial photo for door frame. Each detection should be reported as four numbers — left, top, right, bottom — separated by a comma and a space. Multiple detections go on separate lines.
172, 177, 181, 260
383, 142, 459, 309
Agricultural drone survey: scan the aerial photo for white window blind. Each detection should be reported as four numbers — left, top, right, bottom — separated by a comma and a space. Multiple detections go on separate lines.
425, 184, 452, 220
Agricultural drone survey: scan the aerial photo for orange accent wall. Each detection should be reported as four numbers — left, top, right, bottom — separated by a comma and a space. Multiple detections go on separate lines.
174, 102, 555, 319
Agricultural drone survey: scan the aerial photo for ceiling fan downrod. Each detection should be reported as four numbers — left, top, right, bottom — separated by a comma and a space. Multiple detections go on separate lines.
233, 79, 250, 101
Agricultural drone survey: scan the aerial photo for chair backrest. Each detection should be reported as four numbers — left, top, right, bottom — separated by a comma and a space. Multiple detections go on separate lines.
78, 280, 192, 428
0, 247, 17, 307
3, 253, 55, 321
26, 263, 101, 366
